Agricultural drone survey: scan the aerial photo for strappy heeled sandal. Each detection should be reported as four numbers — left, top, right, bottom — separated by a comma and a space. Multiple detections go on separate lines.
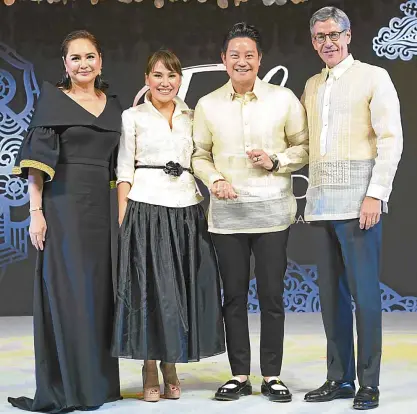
142, 363, 160, 402
160, 362, 181, 400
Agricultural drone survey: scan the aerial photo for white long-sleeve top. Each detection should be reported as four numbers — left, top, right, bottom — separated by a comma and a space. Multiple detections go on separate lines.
116, 94, 203, 208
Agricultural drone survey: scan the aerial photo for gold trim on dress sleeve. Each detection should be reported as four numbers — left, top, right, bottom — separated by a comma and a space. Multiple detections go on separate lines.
11, 166, 22, 175
109, 180, 117, 189
13, 160, 55, 181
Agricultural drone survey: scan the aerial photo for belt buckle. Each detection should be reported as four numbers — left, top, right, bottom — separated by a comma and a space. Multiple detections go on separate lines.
163, 161, 183, 177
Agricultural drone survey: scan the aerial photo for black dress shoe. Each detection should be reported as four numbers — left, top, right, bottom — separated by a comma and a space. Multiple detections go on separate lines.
304, 380, 355, 402
214, 378, 252, 401
353, 386, 379, 410
261, 378, 292, 402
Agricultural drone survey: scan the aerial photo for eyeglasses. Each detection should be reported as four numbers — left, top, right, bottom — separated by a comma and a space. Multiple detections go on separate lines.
313, 30, 347, 44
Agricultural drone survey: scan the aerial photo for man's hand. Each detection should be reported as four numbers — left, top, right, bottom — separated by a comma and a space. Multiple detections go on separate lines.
359, 196, 381, 230
211, 179, 238, 200
246, 149, 273, 170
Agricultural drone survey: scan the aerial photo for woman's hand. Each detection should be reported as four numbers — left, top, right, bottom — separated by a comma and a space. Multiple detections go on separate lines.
118, 207, 127, 227
29, 210, 47, 251
117, 182, 131, 227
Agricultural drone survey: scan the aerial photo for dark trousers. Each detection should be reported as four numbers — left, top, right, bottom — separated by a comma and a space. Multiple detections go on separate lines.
211, 230, 289, 377
315, 219, 382, 387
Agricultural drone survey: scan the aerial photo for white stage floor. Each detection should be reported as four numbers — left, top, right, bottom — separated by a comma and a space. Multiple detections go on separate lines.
1, 313, 416, 413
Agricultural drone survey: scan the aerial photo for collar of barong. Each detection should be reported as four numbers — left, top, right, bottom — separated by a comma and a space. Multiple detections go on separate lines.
224, 77, 268, 101
322, 54, 355, 81
28, 81, 122, 134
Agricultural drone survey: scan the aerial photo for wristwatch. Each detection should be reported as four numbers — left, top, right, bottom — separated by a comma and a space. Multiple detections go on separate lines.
267, 154, 279, 172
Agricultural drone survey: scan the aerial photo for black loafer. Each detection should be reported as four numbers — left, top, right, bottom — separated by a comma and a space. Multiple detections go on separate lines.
305, 380, 355, 402
261, 378, 292, 402
214, 378, 252, 401
353, 386, 379, 410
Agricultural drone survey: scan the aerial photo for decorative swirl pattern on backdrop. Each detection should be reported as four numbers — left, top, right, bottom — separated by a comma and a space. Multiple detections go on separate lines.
373, 1, 417, 60
0, 42, 39, 272
245, 260, 417, 313
0, 41, 416, 312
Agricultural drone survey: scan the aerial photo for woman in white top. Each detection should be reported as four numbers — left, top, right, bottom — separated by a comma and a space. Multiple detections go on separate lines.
112, 50, 225, 402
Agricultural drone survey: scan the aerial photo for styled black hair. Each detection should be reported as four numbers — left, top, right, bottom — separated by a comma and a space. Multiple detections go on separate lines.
222, 22, 263, 55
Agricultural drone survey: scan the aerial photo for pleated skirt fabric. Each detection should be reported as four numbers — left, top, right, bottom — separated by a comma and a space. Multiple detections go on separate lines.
112, 200, 225, 362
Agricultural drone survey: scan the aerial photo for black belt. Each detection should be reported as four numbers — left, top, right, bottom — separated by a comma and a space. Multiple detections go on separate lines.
136, 161, 192, 177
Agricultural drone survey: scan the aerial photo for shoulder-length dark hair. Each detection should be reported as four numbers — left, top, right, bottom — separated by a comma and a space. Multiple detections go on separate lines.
56, 30, 109, 93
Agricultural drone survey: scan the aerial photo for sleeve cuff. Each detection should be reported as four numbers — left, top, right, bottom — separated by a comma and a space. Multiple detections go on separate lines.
276, 152, 292, 168
116, 177, 134, 186
13, 159, 55, 182
209, 172, 225, 187
366, 183, 391, 202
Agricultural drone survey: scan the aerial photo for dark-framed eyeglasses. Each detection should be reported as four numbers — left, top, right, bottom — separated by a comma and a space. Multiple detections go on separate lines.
313, 30, 347, 44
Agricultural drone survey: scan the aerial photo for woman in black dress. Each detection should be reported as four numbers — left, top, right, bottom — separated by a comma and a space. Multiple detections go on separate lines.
8, 30, 121, 412
112, 49, 225, 403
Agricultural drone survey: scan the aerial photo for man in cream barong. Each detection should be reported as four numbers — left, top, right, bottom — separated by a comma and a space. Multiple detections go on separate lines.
192, 22, 308, 403
302, 7, 403, 410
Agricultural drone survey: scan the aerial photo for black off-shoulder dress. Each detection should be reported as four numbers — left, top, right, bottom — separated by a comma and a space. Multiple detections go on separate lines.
8, 82, 121, 413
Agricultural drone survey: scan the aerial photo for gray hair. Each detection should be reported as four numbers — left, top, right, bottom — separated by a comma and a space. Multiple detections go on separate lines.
310, 7, 351, 35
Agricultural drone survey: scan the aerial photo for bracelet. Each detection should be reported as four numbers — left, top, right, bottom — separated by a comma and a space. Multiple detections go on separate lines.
29, 207, 43, 212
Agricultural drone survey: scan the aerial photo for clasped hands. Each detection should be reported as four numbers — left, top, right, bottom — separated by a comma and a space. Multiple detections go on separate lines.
210, 149, 272, 200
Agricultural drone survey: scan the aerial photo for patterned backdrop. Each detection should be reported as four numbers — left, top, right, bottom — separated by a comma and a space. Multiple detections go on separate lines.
0, 0, 416, 314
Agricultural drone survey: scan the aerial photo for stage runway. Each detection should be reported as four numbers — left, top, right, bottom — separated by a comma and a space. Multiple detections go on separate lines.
1, 313, 416, 413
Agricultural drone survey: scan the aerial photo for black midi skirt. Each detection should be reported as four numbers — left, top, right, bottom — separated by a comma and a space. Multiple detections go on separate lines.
112, 201, 225, 363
